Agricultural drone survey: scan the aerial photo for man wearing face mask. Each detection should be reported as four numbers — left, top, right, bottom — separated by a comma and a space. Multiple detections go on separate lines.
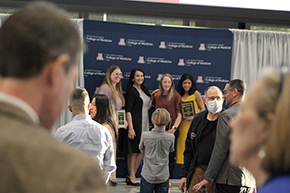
179, 86, 224, 193
192, 79, 255, 193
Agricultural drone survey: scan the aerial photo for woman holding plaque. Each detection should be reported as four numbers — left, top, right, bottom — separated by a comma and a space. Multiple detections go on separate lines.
97, 65, 125, 110
176, 73, 205, 165
125, 67, 151, 186
152, 73, 182, 186
90, 94, 118, 186
97, 65, 126, 185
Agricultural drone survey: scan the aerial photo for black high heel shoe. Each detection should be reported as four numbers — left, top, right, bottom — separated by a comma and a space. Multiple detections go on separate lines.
126, 176, 140, 186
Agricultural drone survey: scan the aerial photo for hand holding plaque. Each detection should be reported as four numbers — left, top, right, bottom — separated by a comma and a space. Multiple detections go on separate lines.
181, 101, 195, 120
116, 110, 126, 128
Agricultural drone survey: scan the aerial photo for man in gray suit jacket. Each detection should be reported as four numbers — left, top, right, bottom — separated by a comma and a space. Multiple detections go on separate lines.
0, 2, 109, 193
192, 79, 255, 193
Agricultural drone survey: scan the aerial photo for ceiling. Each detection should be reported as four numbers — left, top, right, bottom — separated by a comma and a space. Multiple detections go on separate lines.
1, 0, 290, 26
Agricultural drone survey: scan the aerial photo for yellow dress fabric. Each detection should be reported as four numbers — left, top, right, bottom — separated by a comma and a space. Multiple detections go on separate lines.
176, 92, 199, 164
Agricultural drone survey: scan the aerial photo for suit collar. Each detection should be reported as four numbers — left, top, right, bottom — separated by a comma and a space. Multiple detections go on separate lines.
0, 92, 40, 124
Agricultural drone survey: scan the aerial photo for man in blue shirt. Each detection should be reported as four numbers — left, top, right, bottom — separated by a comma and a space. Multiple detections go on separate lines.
54, 87, 116, 183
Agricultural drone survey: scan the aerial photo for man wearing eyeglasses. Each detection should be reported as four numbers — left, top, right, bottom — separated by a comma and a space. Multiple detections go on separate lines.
179, 86, 224, 193
191, 79, 256, 193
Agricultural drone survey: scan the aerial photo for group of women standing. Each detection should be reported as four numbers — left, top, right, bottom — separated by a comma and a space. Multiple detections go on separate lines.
93, 65, 205, 186
90, 64, 290, 193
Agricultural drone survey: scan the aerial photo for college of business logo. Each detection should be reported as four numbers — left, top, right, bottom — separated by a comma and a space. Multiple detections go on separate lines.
199, 43, 206, 51
178, 59, 185, 66
137, 56, 145, 64
196, 76, 204, 83
96, 53, 104, 60
118, 38, 126, 46
159, 41, 166, 49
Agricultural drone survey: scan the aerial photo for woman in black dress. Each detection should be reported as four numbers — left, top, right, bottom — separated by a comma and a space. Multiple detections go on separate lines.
125, 67, 151, 185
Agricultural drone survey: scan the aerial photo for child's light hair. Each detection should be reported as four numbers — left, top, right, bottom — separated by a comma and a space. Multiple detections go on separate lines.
152, 108, 171, 127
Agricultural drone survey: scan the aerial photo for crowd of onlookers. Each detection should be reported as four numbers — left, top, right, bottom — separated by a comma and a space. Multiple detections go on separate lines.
1, 2, 290, 193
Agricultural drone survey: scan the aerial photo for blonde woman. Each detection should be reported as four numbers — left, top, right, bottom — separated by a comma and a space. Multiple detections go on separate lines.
152, 73, 182, 186
97, 65, 125, 110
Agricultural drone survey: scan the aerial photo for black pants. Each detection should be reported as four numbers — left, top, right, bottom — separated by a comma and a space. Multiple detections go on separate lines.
215, 183, 253, 193
169, 130, 179, 179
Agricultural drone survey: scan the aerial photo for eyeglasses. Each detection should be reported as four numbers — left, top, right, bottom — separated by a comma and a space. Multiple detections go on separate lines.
205, 96, 222, 101
114, 73, 122, 76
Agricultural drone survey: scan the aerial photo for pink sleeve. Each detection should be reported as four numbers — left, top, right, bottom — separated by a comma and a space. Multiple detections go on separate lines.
98, 84, 112, 98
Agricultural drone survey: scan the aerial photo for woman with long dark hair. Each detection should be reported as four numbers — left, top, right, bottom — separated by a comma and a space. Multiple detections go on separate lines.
176, 73, 205, 165
90, 94, 118, 186
125, 67, 151, 185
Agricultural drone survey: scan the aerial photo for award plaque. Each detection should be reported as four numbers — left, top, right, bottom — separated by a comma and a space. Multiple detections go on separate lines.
116, 110, 126, 128
181, 101, 195, 119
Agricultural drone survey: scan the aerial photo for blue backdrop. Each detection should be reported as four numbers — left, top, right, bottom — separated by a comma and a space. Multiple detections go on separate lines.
83, 19, 233, 99
83, 19, 233, 178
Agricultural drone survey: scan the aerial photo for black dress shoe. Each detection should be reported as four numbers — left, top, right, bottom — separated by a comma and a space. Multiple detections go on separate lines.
109, 180, 118, 186
126, 176, 140, 186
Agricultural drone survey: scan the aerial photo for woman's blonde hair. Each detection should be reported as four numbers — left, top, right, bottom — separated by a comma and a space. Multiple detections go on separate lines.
151, 108, 171, 127
159, 73, 175, 101
255, 68, 290, 176
101, 65, 125, 107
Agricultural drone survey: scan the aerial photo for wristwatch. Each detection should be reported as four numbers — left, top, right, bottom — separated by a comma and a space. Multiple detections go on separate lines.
172, 126, 177, 130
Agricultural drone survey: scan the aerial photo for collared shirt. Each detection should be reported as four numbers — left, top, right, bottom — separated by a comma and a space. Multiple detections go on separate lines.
0, 92, 40, 124
54, 114, 116, 182
139, 128, 175, 184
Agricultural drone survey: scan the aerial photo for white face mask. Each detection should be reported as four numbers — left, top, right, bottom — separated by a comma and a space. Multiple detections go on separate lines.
207, 100, 223, 114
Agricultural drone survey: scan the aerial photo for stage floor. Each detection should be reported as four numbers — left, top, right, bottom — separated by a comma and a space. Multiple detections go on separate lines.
109, 178, 181, 193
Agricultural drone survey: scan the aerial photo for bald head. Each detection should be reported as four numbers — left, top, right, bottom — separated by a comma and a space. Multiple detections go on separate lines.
205, 86, 223, 97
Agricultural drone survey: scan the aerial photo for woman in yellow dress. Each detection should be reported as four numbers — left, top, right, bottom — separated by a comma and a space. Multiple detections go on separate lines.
176, 73, 205, 164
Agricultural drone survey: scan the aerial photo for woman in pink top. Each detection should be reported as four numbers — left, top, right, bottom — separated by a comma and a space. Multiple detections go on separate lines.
97, 65, 125, 110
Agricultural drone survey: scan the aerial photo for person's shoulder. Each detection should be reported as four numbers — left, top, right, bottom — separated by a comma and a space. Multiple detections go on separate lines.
40, 135, 109, 192
142, 131, 151, 136
193, 90, 200, 95
221, 103, 239, 117
100, 84, 109, 89
126, 86, 138, 94
163, 131, 174, 138
55, 124, 67, 133
188, 92, 197, 99
93, 121, 113, 139
259, 175, 290, 193
151, 89, 159, 95
174, 90, 181, 97
141, 131, 154, 138
91, 120, 108, 132
98, 84, 110, 92
53, 124, 67, 139
0, 124, 109, 192
195, 110, 208, 118
165, 132, 175, 142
